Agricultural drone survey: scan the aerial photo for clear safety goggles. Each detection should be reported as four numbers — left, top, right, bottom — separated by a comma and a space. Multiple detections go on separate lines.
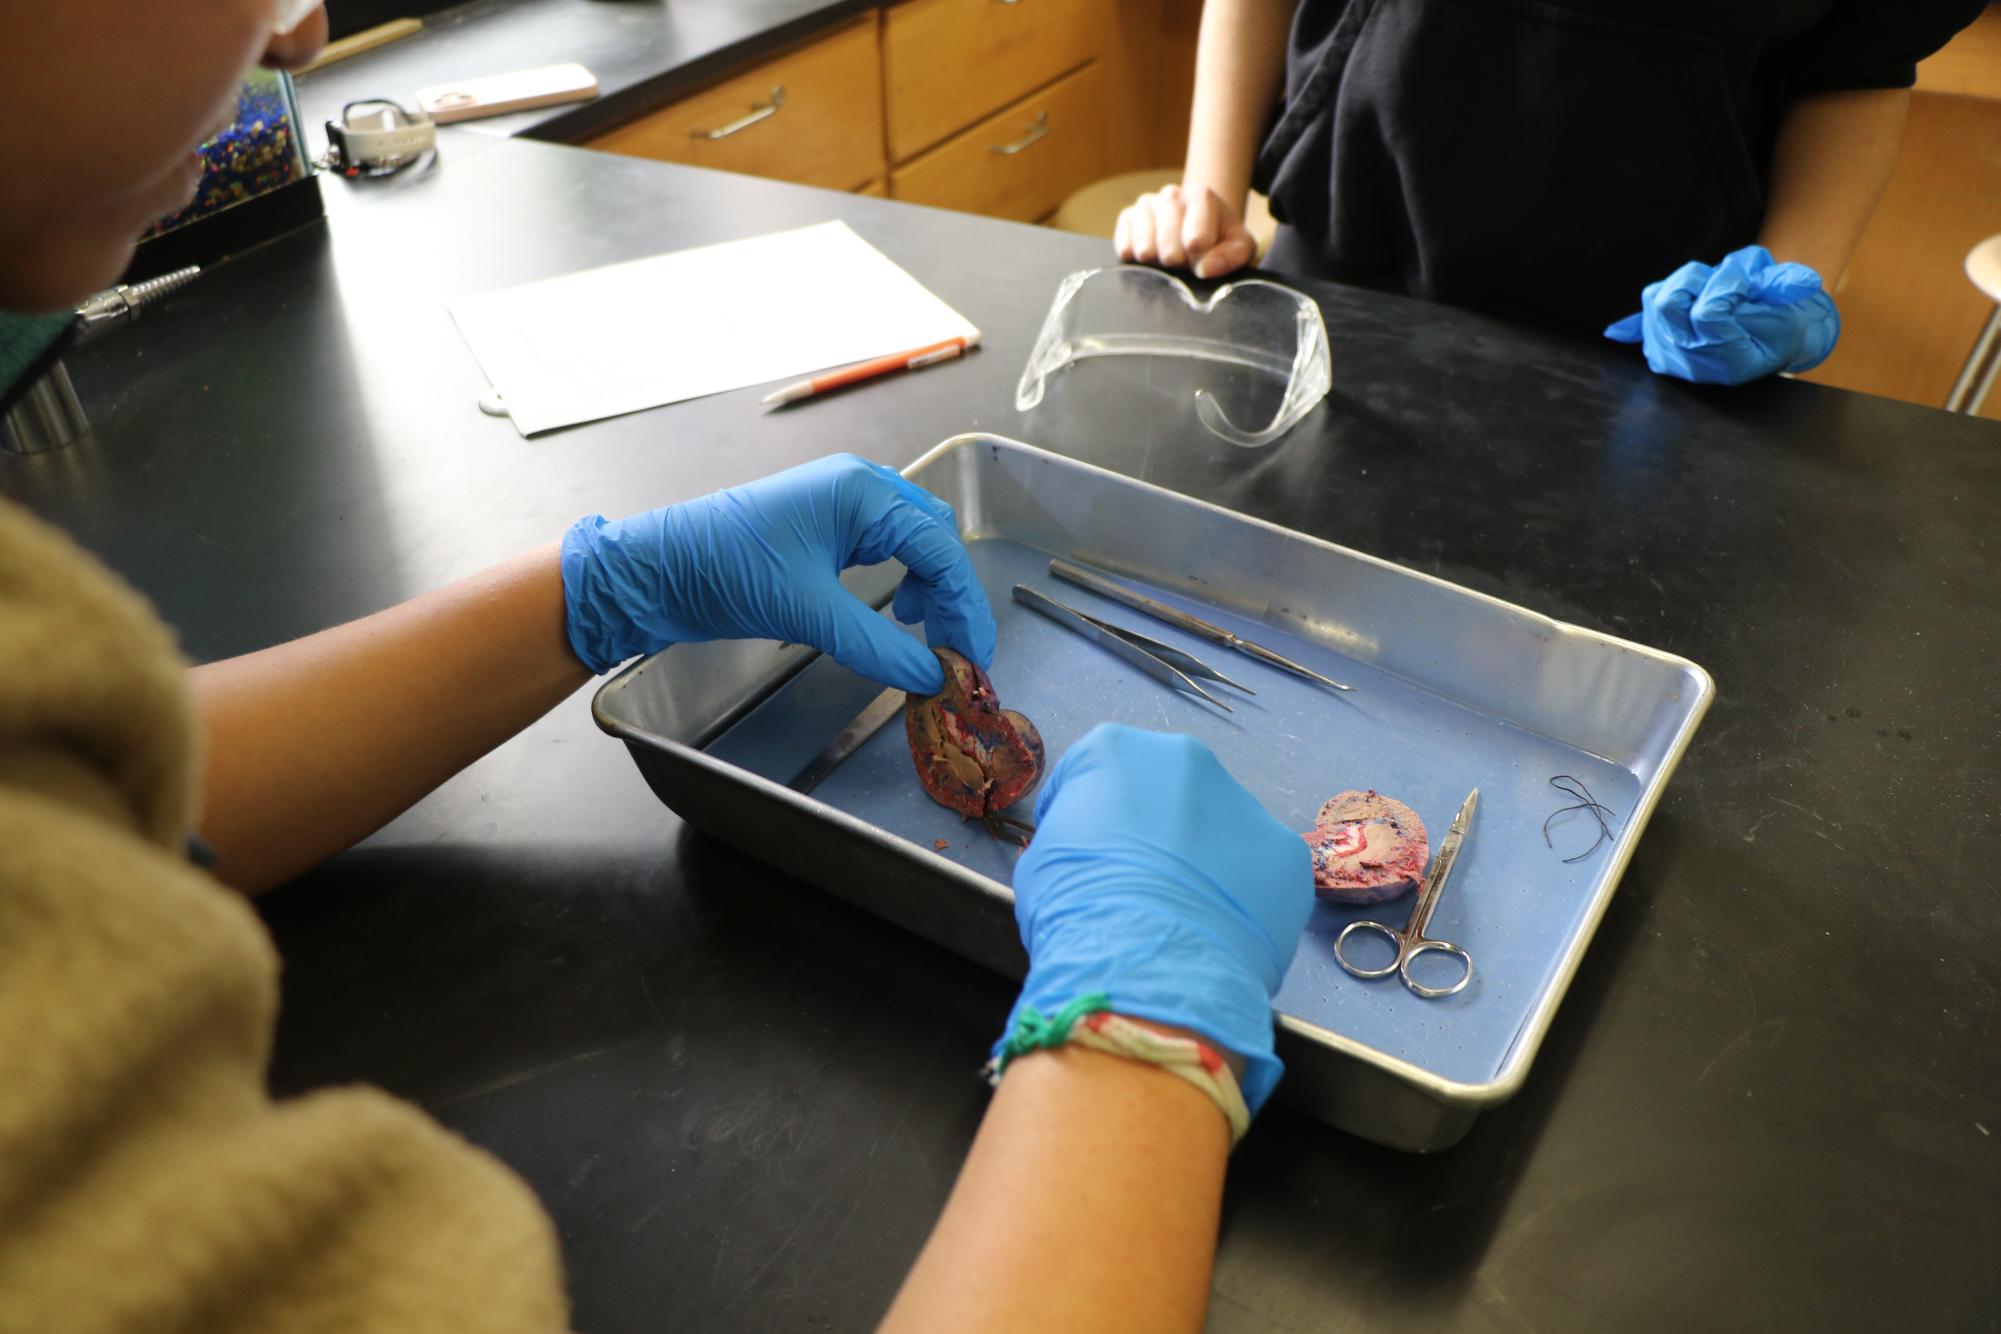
1016, 266, 1332, 448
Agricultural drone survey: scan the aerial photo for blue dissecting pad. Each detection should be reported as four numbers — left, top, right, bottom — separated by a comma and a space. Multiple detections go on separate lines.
705, 537, 1641, 1088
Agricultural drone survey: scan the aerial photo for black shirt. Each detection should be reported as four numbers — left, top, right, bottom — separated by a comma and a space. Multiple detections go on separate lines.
1253, 0, 1988, 328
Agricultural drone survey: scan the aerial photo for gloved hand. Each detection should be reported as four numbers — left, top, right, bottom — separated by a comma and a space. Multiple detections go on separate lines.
997, 724, 1314, 1114
560, 453, 996, 693
1604, 245, 1840, 386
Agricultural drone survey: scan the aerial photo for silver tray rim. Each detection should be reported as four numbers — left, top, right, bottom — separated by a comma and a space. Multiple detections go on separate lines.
593, 432, 1717, 1112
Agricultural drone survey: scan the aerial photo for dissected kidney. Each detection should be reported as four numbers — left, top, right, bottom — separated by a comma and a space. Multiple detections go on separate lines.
904, 649, 1044, 820
1303, 790, 1430, 904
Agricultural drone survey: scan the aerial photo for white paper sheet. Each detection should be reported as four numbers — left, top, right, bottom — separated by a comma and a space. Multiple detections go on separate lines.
448, 220, 980, 435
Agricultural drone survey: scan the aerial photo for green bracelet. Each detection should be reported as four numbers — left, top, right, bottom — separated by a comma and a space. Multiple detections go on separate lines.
988, 993, 1252, 1143
992, 992, 1112, 1075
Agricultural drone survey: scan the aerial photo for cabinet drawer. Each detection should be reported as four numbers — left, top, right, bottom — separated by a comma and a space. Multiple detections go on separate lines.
884, 0, 1107, 162
587, 17, 885, 192
891, 62, 1105, 222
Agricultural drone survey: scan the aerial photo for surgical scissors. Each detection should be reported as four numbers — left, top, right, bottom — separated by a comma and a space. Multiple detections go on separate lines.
1335, 789, 1477, 999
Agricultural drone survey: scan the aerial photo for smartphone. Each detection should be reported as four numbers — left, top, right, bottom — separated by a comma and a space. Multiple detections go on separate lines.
415, 63, 599, 124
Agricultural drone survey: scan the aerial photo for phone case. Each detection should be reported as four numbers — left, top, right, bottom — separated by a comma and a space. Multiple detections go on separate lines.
415, 63, 599, 124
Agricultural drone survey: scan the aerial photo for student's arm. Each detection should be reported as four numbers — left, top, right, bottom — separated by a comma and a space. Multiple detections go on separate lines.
191, 455, 994, 895
1757, 87, 1910, 287
879, 1034, 1231, 1334
882, 725, 1314, 1332
1116, 0, 1294, 277
190, 545, 587, 894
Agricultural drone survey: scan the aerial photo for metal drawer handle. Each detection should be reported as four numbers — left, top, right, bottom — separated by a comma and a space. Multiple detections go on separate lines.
990, 111, 1049, 155
692, 85, 785, 140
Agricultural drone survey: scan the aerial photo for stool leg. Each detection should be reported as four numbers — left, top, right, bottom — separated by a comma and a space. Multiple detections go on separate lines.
1945, 305, 2001, 413
2, 362, 88, 455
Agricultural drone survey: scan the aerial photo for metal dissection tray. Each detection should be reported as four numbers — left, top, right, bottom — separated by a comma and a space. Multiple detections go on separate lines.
593, 434, 1712, 1151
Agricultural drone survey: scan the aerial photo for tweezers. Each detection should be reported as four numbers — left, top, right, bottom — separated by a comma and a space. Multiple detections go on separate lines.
982, 809, 1036, 847
1012, 584, 1254, 712
1049, 558, 1355, 692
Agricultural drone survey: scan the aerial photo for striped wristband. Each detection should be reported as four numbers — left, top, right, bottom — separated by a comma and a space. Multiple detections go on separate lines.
988, 994, 1253, 1144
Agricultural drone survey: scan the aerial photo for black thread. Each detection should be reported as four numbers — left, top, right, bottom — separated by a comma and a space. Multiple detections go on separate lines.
1542, 775, 1619, 864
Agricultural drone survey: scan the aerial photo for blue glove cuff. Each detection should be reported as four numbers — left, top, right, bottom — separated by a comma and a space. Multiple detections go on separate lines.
997, 907, 1287, 1114
1783, 291, 1840, 374
561, 515, 647, 674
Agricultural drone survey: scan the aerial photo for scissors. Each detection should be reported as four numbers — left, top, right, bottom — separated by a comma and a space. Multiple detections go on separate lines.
1335, 789, 1478, 999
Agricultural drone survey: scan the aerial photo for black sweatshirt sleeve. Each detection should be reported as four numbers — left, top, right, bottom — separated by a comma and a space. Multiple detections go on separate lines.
1780, 0, 1990, 94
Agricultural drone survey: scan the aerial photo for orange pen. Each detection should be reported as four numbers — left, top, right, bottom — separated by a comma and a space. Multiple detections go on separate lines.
760, 332, 981, 408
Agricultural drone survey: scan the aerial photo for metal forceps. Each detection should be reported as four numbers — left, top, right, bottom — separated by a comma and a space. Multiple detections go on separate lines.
1335, 789, 1478, 999
1012, 584, 1254, 711
1048, 558, 1355, 692
982, 808, 1036, 847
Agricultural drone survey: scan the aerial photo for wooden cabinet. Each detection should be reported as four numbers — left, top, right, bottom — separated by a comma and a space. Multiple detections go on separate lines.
891, 63, 1106, 222
587, 17, 885, 192
583, 0, 1179, 230
881, 0, 1108, 162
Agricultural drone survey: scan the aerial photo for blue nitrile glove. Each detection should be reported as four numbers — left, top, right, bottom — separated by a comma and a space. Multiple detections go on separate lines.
560, 453, 996, 693
996, 724, 1314, 1115
1604, 245, 1840, 386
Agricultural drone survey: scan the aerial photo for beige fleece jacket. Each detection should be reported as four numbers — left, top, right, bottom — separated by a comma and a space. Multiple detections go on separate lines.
0, 498, 568, 1333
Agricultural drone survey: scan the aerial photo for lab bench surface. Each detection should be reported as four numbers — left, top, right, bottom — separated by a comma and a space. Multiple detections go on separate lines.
5, 137, 1998, 1332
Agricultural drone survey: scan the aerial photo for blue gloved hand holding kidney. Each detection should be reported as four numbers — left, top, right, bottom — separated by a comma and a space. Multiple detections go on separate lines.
997, 724, 1315, 1115
1605, 245, 1840, 386
560, 453, 996, 693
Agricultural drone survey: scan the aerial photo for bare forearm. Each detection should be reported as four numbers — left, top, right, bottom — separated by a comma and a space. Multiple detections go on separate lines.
880, 1038, 1231, 1334
190, 543, 590, 893
1758, 87, 1909, 284
1183, 0, 1295, 213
